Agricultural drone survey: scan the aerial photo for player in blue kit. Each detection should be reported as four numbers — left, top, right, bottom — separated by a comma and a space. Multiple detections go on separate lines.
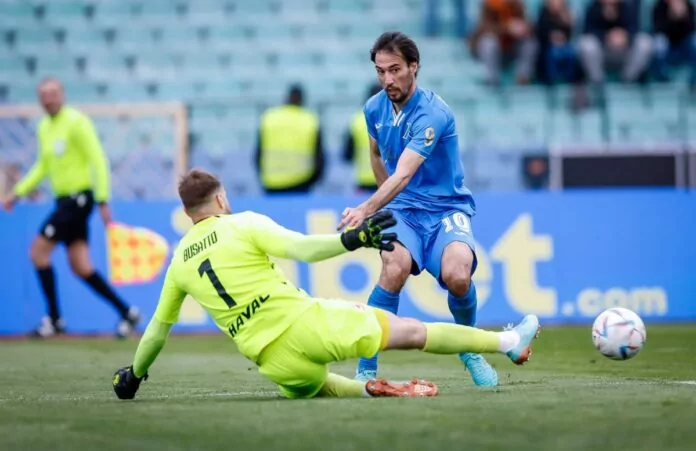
339, 31, 499, 387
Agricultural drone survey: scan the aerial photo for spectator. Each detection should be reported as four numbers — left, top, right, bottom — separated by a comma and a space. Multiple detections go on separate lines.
342, 83, 382, 194
652, 0, 696, 88
469, 0, 538, 85
424, 0, 468, 38
578, 0, 653, 83
537, 0, 578, 84
254, 84, 325, 194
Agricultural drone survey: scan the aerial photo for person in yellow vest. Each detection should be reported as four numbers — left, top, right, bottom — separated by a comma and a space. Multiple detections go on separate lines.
342, 84, 383, 194
255, 85, 325, 194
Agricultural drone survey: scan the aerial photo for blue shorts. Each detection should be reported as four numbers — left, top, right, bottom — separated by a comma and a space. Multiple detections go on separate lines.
386, 208, 478, 289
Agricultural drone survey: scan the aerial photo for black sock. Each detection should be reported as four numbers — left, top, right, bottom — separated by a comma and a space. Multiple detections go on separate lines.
37, 267, 60, 323
83, 272, 130, 318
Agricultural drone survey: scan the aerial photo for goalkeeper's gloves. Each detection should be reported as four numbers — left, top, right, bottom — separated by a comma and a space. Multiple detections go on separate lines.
112, 365, 147, 400
340, 210, 397, 251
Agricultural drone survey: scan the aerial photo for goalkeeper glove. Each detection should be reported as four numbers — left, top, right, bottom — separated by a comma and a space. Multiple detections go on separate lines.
340, 210, 397, 251
112, 365, 147, 400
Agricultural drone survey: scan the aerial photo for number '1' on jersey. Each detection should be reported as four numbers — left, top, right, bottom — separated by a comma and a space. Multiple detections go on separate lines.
153, 213, 316, 363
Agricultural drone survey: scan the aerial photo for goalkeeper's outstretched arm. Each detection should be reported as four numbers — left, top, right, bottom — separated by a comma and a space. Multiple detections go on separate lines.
113, 267, 184, 400
245, 210, 397, 263
132, 317, 173, 378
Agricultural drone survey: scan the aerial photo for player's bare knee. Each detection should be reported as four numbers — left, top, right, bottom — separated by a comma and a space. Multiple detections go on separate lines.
379, 244, 411, 291
29, 239, 51, 268
441, 242, 473, 297
443, 272, 470, 298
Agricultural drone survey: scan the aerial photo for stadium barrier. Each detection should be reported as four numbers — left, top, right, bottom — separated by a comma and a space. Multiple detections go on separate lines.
1, 189, 694, 335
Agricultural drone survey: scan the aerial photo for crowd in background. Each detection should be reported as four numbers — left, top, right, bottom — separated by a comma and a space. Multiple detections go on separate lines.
426, 0, 696, 89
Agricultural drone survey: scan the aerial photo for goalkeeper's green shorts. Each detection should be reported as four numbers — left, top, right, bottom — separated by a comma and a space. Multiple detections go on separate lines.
257, 298, 388, 399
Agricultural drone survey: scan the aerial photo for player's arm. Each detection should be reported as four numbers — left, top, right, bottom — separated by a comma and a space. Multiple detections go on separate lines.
246, 211, 397, 262
10, 151, 47, 203
76, 115, 111, 203
359, 149, 423, 215
113, 267, 185, 400
369, 136, 388, 187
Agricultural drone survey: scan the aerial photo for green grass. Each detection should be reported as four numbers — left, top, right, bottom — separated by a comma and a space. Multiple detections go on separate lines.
1, 325, 695, 451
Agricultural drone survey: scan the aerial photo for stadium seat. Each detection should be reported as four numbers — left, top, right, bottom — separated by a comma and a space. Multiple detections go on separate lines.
63, 80, 101, 102
102, 81, 151, 102
113, 26, 157, 52
84, 55, 131, 82
6, 83, 37, 103
549, 108, 604, 147
607, 86, 682, 145
64, 26, 109, 53
32, 55, 79, 80
0, 2, 36, 22
324, 0, 369, 13
0, 56, 29, 84
91, 1, 136, 26
14, 27, 62, 53
205, 25, 252, 49
42, 1, 87, 24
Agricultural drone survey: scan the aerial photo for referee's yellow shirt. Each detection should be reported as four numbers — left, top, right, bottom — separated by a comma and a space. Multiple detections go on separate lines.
14, 106, 111, 203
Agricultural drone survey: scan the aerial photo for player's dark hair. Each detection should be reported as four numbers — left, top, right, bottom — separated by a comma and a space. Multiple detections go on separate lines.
178, 169, 222, 211
370, 31, 420, 75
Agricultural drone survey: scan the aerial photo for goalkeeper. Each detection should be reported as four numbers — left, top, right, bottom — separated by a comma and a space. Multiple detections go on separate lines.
113, 169, 540, 400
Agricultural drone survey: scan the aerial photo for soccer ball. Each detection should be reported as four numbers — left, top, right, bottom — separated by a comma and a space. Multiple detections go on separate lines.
591, 307, 647, 360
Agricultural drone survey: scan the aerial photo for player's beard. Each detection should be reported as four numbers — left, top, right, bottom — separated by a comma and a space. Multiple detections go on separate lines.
387, 87, 407, 104
387, 80, 412, 105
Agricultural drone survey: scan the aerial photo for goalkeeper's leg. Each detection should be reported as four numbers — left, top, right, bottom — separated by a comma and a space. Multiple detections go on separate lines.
375, 309, 541, 365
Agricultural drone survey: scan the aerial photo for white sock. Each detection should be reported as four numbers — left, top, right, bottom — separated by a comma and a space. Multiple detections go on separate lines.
497, 331, 520, 353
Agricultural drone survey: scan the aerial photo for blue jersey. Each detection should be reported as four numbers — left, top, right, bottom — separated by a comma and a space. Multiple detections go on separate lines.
364, 87, 475, 216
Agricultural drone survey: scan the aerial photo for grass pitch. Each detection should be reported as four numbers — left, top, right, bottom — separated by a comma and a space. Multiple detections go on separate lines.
1, 325, 694, 451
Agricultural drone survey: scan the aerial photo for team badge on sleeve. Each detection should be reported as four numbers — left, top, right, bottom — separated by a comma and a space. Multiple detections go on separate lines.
424, 127, 435, 147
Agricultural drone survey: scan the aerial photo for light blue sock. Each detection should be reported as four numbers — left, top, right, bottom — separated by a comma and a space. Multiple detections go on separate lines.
356, 285, 400, 374
448, 281, 478, 327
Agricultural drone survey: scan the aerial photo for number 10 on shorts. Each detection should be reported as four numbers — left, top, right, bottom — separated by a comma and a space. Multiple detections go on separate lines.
442, 212, 471, 235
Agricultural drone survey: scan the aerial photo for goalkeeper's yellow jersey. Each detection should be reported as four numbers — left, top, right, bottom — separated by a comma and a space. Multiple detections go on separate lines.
154, 212, 333, 363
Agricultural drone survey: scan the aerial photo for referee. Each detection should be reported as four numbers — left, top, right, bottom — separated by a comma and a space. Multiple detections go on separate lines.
2, 77, 140, 339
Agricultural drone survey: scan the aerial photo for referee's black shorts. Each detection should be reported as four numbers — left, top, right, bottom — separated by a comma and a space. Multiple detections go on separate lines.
39, 190, 95, 245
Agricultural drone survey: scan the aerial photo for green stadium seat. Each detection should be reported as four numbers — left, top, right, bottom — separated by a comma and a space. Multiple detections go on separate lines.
324, 0, 370, 13
33, 55, 79, 80
606, 86, 682, 145
114, 26, 157, 52
14, 28, 61, 53
92, 1, 136, 26
85, 55, 131, 81
62, 80, 101, 102
102, 81, 151, 101
64, 27, 108, 53
42, 1, 87, 23
6, 83, 37, 103
199, 80, 246, 99
230, 0, 277, 15
154, 81, 199, 101
252, 23, 298, 40
0, 56, 29, 83
133, 53, 179, 81
0, 2, 36, 22
549, 108, 604, 146
206, 25, 251, 48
